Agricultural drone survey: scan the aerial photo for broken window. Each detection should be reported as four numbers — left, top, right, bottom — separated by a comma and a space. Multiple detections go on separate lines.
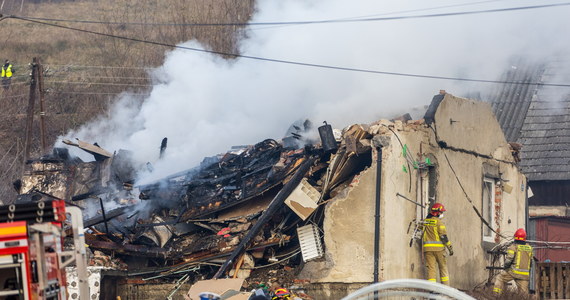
482, 177, 496, 242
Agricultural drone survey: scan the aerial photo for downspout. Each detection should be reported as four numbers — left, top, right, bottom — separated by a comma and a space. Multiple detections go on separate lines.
525, 177, 529, 233
374, 146, 383, 283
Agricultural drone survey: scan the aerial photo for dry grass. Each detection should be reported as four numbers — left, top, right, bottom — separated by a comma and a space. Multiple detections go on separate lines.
0, 0, 255, 202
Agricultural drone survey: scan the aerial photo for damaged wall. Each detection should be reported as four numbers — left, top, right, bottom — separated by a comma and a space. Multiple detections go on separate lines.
299, 94, 527, 296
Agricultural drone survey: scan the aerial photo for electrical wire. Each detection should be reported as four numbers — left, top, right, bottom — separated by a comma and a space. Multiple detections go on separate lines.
45, 81, 152, 87
251, 250, 301, 269
47, 64, 153, 70
527, 239, 570, 245
8, 16, 570, 87
59, 75, 150, 80
253, 0, 508, 31
54, 92, 148, 96
11, 2, 570, 27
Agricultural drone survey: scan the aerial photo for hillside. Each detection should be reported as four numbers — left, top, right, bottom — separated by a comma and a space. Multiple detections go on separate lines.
0, 0, 255, 203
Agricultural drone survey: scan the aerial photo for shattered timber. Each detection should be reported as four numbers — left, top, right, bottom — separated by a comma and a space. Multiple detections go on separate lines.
11, 92, 528, 299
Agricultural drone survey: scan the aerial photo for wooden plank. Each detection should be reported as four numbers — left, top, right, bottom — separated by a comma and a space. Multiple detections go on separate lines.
554, 263, 564, 298
545, 263, 556, 299
548, 263, 557, 299
541, 265, 548, 299
558, 264, 564, 298
564, 264, 570, 299
535, 263, 541, 295
542, 265, 547, 300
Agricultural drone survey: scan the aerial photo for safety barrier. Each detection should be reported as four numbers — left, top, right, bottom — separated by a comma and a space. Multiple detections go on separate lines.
535, 262, 570, 299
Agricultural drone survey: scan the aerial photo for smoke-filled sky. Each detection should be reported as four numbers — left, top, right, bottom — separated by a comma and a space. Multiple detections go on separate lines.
58, 0, 570, 183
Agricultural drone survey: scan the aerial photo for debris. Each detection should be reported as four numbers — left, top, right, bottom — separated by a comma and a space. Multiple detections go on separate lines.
185, 278, 244, 300
284, 178, 320, 221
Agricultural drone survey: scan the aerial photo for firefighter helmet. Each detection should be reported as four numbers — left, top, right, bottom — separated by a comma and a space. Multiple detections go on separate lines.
430, 203, 446, 215
514, 228, 527, 241
272, 288, 290, 299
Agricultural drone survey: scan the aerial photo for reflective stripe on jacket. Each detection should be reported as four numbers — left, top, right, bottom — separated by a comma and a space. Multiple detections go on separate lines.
506, 243, 533, 277
1, 64, 13, 78
422, 217, 449, 252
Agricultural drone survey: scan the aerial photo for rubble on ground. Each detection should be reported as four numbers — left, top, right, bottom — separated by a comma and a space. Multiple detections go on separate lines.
13, 119, 383, 298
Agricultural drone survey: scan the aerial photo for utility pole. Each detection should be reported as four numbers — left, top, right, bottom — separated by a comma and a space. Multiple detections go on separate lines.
37, 58, 47, 152
23, 58, 38, 167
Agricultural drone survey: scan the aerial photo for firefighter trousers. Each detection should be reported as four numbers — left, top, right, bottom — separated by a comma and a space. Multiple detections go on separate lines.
493, 270, 529, 295
424, 250, 449, 285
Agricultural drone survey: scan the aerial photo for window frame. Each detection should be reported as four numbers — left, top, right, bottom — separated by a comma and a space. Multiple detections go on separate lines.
482, 177, 496, 243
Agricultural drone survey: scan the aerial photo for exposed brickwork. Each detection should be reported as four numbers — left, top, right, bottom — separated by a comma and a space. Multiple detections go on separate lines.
494, 184, 502, 244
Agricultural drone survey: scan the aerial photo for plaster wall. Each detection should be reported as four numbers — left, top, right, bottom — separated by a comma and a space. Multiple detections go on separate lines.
530, 206, 569, 217
433, 94, 509, 157
300, 95, 527, 293
300, 165, 376, 283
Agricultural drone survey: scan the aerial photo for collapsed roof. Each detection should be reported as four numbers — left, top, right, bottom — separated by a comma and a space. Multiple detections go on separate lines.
15, 121, 373, 280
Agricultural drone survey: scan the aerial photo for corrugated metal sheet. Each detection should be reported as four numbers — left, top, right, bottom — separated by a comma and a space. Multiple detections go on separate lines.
490, 59, 570, 180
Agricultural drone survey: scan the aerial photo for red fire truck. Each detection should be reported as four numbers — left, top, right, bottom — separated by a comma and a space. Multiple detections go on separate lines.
0, 200, 89, 300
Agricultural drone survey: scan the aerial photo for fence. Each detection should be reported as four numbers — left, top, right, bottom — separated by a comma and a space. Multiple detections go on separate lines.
534, 262, 570, 299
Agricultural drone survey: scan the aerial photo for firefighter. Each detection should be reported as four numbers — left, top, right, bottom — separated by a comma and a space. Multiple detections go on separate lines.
493, 228, 533, 296
422, 202, 453, 285
1, 60, 13, 90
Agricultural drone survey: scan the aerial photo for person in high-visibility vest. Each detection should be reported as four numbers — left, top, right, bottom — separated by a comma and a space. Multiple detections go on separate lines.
493, 228, 533, 296
422, 202, 454, 285
1, 60, 14, 90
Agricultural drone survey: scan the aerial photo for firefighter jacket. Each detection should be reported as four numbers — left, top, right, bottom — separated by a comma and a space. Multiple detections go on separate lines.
422, 216, 451, 252
1, 64, 13, 78
505, 242, 533, 278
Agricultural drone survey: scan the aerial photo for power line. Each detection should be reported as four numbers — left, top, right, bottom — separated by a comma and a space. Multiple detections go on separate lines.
253, 0, 508, 31
45, 81, 152, 87
11, 2, 570, 27
47, 64, 153, 70
7, 12, 570, 87
56, 92, 148, 96
60, 75, 150, 80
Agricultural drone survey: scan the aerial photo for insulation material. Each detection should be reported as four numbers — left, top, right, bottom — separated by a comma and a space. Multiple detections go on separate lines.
285, 178, 320, 221
297, 224, 323, 262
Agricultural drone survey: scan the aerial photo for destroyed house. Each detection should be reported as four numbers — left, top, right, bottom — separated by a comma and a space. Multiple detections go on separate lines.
14, 93, 527, 299
489, 60, 570, 262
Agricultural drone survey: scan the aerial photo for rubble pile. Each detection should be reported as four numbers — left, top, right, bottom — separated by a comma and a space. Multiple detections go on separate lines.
14, 121, 375, 295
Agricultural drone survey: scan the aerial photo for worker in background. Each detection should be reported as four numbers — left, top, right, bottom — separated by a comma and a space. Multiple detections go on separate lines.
493, 228, 533, 296
422, 203, 453, 285
1, 60, 13, 90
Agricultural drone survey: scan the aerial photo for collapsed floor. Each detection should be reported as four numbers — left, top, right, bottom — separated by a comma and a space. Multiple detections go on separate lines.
14, 121, 375, 299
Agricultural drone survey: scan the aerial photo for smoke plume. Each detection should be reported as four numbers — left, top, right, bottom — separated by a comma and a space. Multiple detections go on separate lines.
58, 0, 570, 183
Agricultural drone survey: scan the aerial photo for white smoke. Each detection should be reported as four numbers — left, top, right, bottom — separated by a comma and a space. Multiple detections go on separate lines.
58, 0, 570, 183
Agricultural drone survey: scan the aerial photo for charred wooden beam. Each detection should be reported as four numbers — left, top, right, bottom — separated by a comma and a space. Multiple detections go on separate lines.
84, 206, 129, 227
88, 240, 170, 257
213, 156, 315, 278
